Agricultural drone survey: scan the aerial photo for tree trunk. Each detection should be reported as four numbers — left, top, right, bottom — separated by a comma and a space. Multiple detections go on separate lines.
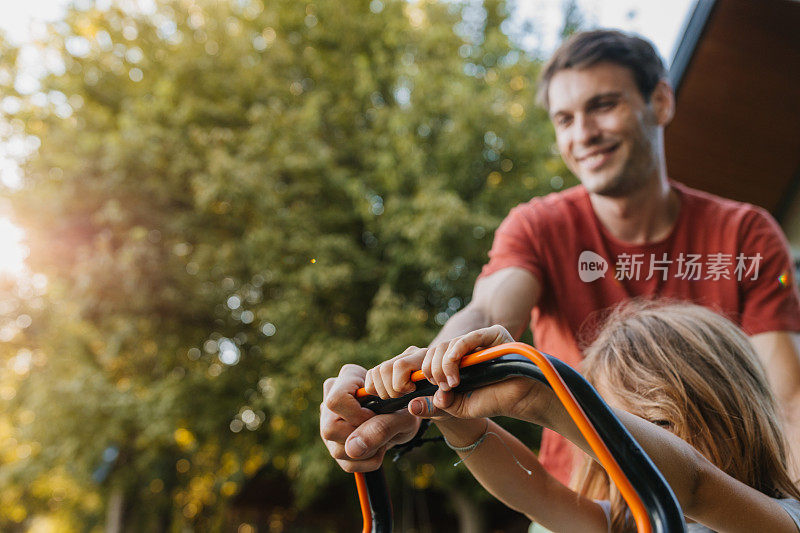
105, 485, 126, 533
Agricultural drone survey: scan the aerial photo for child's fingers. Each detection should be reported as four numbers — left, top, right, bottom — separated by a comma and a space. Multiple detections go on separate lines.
366, 346, 426, 399
422, 346, 435, 385
377, 358, 404, 397
366, 353, 399, 399
368, 364, 391, 399
391, 350, 422, 394
428, 342, 451, 391
485, 324, 514, 345
440, 331, 487, 388
433, 388, 456, 410
441, 337, 468, 388
441, 326, 514, 379
364, 368, 377, 396
408, 395, 448, 418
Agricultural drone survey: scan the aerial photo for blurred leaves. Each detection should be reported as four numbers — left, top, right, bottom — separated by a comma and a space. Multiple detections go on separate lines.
0, 0, 571, 529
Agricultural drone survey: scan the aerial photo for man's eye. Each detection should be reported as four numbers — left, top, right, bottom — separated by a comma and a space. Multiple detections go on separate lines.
556, 116, 572, 127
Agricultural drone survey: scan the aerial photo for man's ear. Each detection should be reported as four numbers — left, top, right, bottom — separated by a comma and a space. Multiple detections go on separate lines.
650, 80, 675, 126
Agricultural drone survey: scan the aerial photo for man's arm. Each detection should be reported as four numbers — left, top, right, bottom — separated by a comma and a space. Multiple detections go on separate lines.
431, 266, 541, 344
749, 331, 800, 478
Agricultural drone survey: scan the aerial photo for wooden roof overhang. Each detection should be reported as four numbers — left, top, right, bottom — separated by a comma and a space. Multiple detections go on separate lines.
665, 0, 800, 223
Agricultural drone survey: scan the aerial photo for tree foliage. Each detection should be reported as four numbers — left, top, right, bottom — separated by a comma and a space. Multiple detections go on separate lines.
0, 0, 572, 529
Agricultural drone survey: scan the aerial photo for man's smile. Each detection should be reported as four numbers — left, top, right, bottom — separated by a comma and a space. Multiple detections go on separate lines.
576, 142, 621, 171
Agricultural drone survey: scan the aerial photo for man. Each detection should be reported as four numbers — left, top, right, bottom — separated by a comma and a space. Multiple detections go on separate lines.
320, 30, 800, 486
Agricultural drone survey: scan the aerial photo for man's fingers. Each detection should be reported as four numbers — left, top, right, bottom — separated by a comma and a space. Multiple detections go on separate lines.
321, 362, 422, 475
336, 363, 367, 381
325, 439, 386, 473
433, 388, 457, 409
319, 410, 357, 442
323, 377, 336, 397
344, 434, 371, 459
323, 391, 372, 427
345, 411, 418, 458
408, 390, 478, 419
322, 365, 374, 427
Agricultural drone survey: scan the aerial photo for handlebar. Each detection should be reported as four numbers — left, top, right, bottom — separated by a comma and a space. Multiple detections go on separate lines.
352, 343, 687, 533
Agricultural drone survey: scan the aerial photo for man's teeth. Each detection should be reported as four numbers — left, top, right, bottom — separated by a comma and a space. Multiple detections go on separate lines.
586, 152, 606, 164
581, 145, 615, 165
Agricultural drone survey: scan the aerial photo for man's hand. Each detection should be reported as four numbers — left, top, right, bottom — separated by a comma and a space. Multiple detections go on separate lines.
320, 364, 420, 473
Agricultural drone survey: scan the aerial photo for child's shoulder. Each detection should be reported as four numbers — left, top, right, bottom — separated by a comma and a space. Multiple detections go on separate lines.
776, 498, 800, 531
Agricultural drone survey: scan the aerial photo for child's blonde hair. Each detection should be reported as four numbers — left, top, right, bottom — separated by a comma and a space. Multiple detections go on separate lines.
573, 300, 800, 531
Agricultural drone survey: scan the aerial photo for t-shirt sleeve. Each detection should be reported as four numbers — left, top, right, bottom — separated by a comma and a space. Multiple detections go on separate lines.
776, 499, 800, 531
479, 203, 545, 284
738, 207, 800, 335
595, 500, 612, 533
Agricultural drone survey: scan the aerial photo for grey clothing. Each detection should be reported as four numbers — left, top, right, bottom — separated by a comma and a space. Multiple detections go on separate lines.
530, 498, 800, 532
682, 498, 800, 532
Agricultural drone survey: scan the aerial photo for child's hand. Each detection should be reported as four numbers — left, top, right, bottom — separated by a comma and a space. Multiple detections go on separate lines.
413, 325, 554, 424
363, 325, 513, 400
364, 345, 427, 399
423, 325, 514, 391
364, 326, 556, 424
409, 377, 541, 421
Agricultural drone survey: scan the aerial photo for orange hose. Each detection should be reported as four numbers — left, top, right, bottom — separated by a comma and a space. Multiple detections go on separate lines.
356, 342, 653, 533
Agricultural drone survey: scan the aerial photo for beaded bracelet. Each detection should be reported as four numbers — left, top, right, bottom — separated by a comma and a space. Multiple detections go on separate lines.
442, 422, 532, 475
441, 421, 490, 453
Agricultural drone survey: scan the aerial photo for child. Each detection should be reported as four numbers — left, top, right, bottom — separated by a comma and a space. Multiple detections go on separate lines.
363, 302, 800, 532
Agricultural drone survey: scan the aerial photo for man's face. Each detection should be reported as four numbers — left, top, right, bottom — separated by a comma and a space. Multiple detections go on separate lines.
548, 62, 662, 197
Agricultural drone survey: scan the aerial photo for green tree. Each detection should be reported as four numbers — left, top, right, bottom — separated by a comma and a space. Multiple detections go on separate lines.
559, 0, 585, 39
0, 0, 571, 529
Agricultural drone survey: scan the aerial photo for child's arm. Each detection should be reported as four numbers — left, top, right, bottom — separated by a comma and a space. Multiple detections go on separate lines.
365, 327, 608, 531
405, 327, 800, 533
432, 416, 608, 532
550, 408, 799, 533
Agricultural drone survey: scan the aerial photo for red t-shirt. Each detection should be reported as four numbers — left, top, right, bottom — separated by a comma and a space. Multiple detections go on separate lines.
479, 181, 800, 484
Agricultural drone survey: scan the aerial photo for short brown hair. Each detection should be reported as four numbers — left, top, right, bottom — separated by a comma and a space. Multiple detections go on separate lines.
537, 30, 667, 111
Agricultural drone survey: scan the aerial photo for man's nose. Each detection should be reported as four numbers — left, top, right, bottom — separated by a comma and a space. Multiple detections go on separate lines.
574, 114, 601, 145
